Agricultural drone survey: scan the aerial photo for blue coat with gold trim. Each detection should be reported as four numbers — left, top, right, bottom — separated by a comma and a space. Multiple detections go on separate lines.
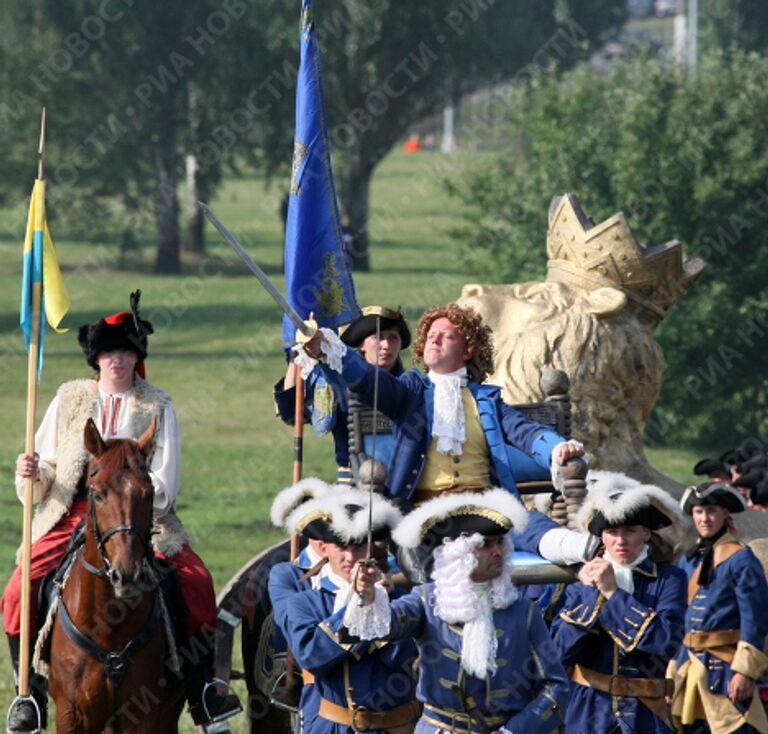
277, 576, 418, 734
671, 535, 768, 732
552, 557, 687, 734
328, 583, 569, 734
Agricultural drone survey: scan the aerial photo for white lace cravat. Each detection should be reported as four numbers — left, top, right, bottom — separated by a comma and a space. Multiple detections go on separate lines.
323, 568, 355, 614
604, 545, 649, 595
429, 368, 468, 455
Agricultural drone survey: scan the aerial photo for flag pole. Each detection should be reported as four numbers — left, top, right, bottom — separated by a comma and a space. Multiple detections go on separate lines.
18, 107, 46, 700
290, 365, 304, 559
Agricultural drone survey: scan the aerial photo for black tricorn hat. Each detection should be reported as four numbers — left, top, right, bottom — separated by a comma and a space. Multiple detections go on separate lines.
693, 455, 730, 479
680, 481, 747, 515
78, 290, 154, 372
579, 473, 681, 535
340, 306, 411, 349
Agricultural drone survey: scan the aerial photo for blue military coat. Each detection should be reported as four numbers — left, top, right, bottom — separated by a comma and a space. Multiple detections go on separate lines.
673, 535, 768, 726
268, 547, 320, 731
328, 583, 569, 734
552, 557, 687, 734
277, 576, 418, 734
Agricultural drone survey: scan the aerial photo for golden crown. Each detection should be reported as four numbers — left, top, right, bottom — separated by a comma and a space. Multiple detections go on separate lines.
546, 194, 705, 323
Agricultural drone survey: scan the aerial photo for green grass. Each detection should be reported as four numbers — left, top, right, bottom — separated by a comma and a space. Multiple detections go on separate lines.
0, 149, 698, 730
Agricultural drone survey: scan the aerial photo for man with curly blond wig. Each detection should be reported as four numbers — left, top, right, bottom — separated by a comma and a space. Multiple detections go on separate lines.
294, 303, 594, 567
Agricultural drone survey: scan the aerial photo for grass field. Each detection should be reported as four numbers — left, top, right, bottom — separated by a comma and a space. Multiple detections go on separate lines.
0, 149, 698, 730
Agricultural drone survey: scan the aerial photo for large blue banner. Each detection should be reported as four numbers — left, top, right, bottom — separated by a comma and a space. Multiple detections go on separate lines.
282, 0, 360, 347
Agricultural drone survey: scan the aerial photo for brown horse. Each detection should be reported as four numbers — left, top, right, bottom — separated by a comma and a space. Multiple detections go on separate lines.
47, 418, 185, 733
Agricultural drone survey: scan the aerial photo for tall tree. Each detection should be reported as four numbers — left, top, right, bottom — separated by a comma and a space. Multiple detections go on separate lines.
0, 0, 241, 271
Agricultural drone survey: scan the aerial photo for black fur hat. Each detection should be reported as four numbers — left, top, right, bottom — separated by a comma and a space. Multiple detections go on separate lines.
78, 290, 154, 371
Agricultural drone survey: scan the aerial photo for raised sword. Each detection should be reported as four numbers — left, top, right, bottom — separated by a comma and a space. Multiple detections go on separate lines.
199, 201, 316, 337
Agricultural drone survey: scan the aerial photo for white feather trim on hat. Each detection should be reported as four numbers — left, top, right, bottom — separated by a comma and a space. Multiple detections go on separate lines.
586, 470, 641, 494
284, 491, 402, 544
392, 488, 529, 549
269, 477, 333, 530
577, 474, 682, 533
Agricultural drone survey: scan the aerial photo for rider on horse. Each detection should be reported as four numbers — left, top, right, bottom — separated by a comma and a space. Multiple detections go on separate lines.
3, 292, 241, 731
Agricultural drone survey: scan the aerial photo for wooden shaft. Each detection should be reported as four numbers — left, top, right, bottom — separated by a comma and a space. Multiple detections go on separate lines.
18, 108, 47, 697
38, 108, 46, 180
284, 362, 306, 686
290, 363, 304, 560
19, 281, 42, 696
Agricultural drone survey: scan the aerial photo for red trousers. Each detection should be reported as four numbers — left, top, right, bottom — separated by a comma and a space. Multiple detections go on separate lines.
2, 502, 216, 636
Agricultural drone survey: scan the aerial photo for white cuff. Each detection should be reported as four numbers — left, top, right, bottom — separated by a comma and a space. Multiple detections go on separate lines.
538, 527, 590, 565
343, 585, 391, 640
550, 440, 587, 491
294, 327, 347, 379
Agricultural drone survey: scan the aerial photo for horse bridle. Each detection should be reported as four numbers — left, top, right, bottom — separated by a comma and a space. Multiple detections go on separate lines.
80, 476, 152, 581
56, 469, 161, 733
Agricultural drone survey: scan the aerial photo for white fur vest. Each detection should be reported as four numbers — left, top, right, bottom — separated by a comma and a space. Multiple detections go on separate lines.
22, 378, 190, 560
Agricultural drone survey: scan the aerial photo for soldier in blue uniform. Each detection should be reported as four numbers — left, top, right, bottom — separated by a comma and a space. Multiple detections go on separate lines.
670, 482, 768, 734
294, 302, 596, 567
344, 488, 570, 734
266, 477, 334, 714
272, 490, 419, 734
274, 306, 410, 484
551, 472, 687, 734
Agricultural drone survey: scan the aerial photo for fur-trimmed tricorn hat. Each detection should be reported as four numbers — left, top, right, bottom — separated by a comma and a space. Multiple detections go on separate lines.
578, 472, 681, 535
680, 481, 747, 515
340, 306, 411, 349
392, 488, 529, 550
270, 477, 336, 532
285, 491, 402, 545
78, 290, 154, 372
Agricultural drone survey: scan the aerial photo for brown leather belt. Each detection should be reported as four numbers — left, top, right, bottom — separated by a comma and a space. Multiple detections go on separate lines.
422, 702, 507, 733
571, 663, 673, 727
302, 669, 315, 685
684, 629, 740, 664
318, 697, 421, 732
571, 664, 673, 699
684, 629, 740, 650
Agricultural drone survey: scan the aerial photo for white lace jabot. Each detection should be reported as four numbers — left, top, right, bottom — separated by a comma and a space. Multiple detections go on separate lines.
429, 367, 468, 456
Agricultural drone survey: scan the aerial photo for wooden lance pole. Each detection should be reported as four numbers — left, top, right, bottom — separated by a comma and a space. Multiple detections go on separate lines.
18, 107, 46, 699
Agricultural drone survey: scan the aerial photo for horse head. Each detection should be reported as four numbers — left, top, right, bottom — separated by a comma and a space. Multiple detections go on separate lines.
83, 417, 157, 599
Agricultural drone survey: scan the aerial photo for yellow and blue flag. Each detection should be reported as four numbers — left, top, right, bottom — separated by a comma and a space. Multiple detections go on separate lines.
282, 0, 360, 346
20, 178, 70, 375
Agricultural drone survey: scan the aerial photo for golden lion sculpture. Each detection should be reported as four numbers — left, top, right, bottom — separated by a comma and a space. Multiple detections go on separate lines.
458, 193, 705, 492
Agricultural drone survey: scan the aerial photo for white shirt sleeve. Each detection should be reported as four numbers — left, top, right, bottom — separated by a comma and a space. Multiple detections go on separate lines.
149, 401, 181, 515
15, 394, 60, 504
